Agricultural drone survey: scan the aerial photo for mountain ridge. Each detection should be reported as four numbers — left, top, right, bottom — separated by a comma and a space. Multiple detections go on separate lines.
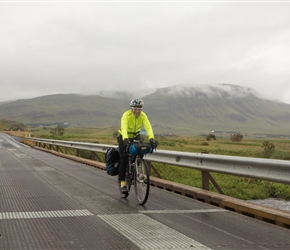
1, 84, 290, 135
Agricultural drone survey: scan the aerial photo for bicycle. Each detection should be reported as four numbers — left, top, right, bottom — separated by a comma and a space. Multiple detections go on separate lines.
118, 140, 157, 205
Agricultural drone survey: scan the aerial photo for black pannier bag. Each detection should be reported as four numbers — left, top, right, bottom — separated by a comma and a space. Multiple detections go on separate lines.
105, 147, 120, 176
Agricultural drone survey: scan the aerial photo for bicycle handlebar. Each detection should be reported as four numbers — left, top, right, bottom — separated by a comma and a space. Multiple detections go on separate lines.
133, 140, 158, 149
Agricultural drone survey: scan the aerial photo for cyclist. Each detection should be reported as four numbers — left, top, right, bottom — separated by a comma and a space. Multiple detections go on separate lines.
118, 98, 155, 194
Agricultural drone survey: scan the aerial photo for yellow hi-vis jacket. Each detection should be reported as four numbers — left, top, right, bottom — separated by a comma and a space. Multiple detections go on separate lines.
119, 110, 154, 140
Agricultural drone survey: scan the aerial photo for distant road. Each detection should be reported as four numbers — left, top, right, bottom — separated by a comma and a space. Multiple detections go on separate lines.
1, 132, 290, 249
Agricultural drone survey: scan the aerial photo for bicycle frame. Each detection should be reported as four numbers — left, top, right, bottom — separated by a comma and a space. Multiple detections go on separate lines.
119, 140, 155, 205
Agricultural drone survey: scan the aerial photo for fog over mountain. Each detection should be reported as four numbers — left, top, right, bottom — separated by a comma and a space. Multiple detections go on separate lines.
96, 83, 265, 102
1, 84, 290, 136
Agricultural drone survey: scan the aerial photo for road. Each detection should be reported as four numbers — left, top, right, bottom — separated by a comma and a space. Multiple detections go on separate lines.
0, 132, 289, 249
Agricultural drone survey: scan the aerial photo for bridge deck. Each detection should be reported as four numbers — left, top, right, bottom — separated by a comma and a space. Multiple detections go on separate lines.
1, 133, 290, 249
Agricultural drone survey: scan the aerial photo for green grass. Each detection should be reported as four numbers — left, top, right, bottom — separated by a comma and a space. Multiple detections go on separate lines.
30, 126, 119, 145
26, 126, 290, 201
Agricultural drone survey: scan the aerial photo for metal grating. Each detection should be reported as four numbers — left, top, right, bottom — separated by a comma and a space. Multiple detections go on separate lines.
99, 213, 212, 250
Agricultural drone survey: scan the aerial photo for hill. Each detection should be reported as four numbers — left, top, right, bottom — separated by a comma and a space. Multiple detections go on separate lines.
1, 84, 290, 136
0, 94, 127, 128
143, 84, 290, 135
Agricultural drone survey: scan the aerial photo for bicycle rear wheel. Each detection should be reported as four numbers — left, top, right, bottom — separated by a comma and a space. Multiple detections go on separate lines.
134, 158, 150, 205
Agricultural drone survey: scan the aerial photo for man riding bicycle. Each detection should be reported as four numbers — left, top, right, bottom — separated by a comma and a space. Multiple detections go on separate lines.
117, 98, 155, 194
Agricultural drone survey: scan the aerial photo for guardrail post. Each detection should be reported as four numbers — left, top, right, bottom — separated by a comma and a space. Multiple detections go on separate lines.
148, 161, 161, 178
91, 152, 96, 160
55, 146, 63, 154
96, 154, 102, 162
202, 170, 224, 194
202, 170, 210, 190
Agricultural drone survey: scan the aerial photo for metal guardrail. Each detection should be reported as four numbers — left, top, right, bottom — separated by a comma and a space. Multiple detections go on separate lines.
24, 137, 290, 186
22, 137, 290, 229
146, 150, 290, 184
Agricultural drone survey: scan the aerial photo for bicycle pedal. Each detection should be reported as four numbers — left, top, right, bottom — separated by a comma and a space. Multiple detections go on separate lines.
120, 186, 128, 194
137, 175, 145, 182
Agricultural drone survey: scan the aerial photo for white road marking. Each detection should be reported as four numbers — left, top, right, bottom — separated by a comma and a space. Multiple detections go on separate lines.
140, 208, 227, 214
0, 209, 93, 220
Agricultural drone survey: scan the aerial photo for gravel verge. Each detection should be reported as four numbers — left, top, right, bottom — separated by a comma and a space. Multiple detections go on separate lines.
250, 198, 290, 212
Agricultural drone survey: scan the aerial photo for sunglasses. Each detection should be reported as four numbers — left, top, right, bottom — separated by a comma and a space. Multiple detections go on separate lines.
132, 108, 142, 111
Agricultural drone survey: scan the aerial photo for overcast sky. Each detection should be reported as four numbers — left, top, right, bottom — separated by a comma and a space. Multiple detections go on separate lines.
1, 1, 290, 103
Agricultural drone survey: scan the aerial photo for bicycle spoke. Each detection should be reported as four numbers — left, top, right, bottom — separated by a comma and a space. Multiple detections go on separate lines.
134, 158, 150, 205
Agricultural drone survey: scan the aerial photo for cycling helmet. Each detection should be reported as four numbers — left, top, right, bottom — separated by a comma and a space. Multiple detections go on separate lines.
130, 98, 144, 108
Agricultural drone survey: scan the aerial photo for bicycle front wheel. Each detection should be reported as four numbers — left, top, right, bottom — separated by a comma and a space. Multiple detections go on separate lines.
134, 158, 150, 205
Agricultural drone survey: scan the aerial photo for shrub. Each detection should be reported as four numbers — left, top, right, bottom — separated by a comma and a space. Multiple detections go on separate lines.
262, 141, 275, 158
206, 134, 216, 141
50, 126, 65, 136
230, 133, 243, 142
112, 131, 118, 139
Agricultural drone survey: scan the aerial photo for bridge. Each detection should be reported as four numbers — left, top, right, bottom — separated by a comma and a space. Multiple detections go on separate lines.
1, 132, 290, 249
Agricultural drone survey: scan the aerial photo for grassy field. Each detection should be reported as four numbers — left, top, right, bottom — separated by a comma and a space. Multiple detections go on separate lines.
27, 127, 290, 158
11, 126, 290, 201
